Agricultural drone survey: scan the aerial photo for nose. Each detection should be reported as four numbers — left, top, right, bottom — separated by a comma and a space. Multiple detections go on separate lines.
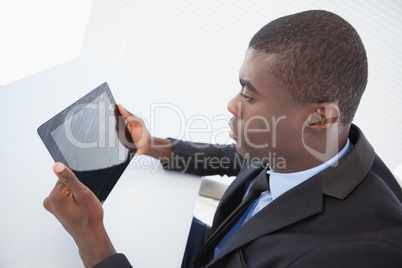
227, 95, 241, 118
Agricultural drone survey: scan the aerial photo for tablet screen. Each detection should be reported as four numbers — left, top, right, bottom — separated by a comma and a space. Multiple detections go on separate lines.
38, 82, 135, 203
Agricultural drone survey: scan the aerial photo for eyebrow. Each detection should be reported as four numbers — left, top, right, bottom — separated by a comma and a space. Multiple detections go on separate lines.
239, 79, 258, 93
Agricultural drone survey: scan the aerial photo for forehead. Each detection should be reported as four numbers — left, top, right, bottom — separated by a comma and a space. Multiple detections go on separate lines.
240, 49, 275, 75
239, 49, 291, 100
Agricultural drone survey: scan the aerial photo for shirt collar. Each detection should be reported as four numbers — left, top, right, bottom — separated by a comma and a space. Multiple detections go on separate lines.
267, 139, 353, 200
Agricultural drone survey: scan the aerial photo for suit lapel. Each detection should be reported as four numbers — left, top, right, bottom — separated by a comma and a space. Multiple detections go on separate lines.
210, 173, 324, 265
211, 164, 263, 231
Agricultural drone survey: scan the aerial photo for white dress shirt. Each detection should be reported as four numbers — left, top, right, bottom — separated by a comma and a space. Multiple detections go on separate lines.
245, 138, 353, 221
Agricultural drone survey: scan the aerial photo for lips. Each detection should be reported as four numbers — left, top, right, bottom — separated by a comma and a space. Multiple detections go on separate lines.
229, 118, 239, 140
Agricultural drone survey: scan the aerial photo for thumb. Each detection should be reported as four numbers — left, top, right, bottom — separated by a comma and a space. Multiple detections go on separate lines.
117, 104, 133, 119
53, 162, 84, 194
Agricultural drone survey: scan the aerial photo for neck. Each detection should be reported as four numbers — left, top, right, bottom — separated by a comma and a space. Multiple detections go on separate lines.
273, 125, 350, 173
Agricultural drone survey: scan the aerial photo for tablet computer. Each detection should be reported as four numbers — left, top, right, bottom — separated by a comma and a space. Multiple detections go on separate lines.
37, 82, 135, 204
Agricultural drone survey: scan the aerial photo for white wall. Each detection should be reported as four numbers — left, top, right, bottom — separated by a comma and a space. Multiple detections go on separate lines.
0, 0, 93, 85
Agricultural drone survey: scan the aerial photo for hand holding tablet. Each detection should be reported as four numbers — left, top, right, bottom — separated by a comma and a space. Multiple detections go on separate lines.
38, 83, 136, 204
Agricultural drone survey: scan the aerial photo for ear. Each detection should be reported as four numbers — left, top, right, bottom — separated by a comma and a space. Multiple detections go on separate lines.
305, 102, 340, 131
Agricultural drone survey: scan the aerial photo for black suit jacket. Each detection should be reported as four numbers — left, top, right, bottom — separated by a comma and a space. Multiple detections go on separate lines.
95, 125, 402, 267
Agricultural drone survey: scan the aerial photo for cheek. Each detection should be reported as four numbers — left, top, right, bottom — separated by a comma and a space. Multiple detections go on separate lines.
238, 114, 302, 152
239, 116, 275, 149
235, 118, 278, 160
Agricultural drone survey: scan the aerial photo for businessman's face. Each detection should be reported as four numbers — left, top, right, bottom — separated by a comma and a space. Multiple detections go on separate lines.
227, 49, 309, 171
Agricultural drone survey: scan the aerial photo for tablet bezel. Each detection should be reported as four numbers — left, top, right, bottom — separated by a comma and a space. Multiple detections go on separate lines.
37, 82, 133, 203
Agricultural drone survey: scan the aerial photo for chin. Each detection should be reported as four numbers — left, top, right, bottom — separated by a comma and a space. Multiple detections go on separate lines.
235, 144, 259, 160
234, 143, 248, 158
236, 144, 284, 166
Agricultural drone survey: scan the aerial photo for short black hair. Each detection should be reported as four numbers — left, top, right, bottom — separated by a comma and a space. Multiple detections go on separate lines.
249, 10, 368, 125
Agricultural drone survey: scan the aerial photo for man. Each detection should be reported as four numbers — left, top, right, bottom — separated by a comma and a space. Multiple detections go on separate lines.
44, 10, 402, 267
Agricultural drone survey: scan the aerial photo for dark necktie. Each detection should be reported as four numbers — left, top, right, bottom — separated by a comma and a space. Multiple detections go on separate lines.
193, 166, 270, 265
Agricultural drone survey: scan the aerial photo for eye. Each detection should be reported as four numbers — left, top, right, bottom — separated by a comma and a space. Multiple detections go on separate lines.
240, 92, 253, 102
239, 79, 254, 102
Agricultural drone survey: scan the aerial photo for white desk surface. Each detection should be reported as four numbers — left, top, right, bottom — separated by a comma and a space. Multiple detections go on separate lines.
0, 56, 201, 268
